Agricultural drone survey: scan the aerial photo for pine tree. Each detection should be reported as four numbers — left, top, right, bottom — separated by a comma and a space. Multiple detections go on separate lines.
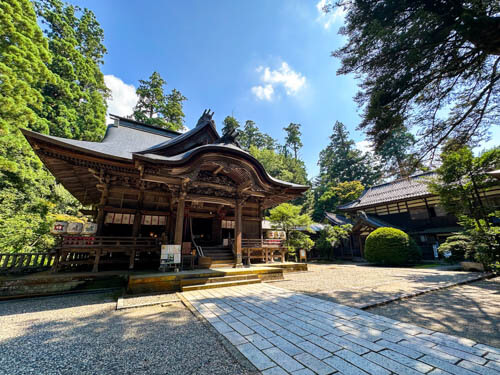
34, 0, 109, 141
133, 71, 187, 131
284, 123, 303, 159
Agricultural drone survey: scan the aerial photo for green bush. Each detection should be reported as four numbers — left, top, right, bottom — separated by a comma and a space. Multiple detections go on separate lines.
364, 227, 419, 265
438, 234, 472, 262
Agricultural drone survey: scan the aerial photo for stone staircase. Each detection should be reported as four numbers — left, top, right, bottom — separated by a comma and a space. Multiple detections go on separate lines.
180, 274, 261, 292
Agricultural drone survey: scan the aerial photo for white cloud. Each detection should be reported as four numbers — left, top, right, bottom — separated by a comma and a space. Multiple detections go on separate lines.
104, 74, 138, 123
315, 0, 346, 29
251, 84, 274, 101
251, 62, 306, 101
356, 140, 374, 154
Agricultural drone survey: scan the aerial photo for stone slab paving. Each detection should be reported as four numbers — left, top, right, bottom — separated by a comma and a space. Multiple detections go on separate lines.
273, 263, 490, 308
183, 284, 500, 375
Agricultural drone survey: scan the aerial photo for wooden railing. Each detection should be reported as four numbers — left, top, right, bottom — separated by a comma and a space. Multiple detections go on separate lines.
229, 239, 287, 264
241, 239, 286, 249
58, 236, 160, 272
0, 253, 56, 273
61, 236, 158, 249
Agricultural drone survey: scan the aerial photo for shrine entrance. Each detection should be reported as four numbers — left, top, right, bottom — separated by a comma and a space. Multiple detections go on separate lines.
191, 217, 220, 246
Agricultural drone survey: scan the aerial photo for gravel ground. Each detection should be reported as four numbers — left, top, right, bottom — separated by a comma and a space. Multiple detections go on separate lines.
0, 293, 255, 375
273, 263, 486, 308
368, 277, 500, 347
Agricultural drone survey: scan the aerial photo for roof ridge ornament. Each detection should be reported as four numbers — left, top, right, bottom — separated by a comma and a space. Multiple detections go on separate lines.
217, 127, 242, 148
196, 109, 215, 128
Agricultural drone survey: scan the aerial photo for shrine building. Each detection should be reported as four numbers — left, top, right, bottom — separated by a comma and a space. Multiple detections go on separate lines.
21, 111, 308, 271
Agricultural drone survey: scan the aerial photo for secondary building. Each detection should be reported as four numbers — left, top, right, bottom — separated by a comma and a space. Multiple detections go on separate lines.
326, 172, 500, 259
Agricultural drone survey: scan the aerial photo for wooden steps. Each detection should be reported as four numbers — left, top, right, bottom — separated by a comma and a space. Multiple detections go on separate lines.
127, 266, 284, 294
181, 275, 261, 291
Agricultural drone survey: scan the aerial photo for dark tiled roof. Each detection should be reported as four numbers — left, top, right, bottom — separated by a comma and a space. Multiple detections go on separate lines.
338, 172, 436, 210
324, 212, 352, 226
21, 121, 175, 161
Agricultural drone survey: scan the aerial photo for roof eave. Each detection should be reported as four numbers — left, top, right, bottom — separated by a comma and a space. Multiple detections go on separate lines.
21, 128, 133, 163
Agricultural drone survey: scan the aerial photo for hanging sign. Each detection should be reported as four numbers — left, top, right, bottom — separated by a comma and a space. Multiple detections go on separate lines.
51, 222, 68, 234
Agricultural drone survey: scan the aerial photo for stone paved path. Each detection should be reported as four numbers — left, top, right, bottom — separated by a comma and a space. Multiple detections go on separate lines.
183, 284, 500, 375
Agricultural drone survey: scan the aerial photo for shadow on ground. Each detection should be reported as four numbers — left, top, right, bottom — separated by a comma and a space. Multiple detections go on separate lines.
0, 293, 255, 375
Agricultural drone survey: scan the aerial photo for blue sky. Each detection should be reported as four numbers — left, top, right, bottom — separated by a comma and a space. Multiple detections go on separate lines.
79, 0, 498, 179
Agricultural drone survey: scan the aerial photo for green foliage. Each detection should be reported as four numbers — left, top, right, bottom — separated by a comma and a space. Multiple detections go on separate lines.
0, 0, 94, 253
313, 180, 364, 221
239, 120, 276, 150
249, 146, 308, 186
267, 203, 313, 258
222, 116, 240, 135
34, 0, 108, 141
429, 146, 500, 225
288, 231, 314, 259
317, 121, 382, 187
376, 129, 426, 178
283, 123, 303, 159
439, 234, 473, 262
315, 224, 352, 259
133, 71, 187, 131
329, 0, 500, 159
364, 227, 420, 266
457, 215, 500, 269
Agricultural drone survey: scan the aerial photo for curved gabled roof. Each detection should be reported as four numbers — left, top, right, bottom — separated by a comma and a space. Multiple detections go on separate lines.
134, 142, 309, 191
138, 120, 219, 156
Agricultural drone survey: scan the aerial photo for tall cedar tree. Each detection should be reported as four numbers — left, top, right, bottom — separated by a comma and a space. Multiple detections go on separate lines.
376, 129, 425, 178
34, 0, 109, 141
0, 0, 78, 252
133, 71, 187, 131
318, 121, 382, 186
223, 115, 307, 186
284, 123, 303, 160
329, 1, 500, 161
239, 120, 275, 150
221, 115, 240, 135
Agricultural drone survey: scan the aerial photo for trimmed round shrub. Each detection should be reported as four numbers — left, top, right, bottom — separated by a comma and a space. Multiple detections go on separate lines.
364, 227, 419, 266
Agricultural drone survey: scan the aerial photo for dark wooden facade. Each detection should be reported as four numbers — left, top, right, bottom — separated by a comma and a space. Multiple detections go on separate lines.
327, 173, 500, 260
23, 111, 308, 270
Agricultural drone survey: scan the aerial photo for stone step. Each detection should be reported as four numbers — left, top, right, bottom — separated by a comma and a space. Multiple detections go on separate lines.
180, 274, 259, 287
181, 278, 261, 292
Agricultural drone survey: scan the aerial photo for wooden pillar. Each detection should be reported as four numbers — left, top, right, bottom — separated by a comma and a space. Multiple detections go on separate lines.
132, 187, 144, 237
234, 198, 243, 267
174, 192, 186, 245
258, 200, 263, 241
96, 184, 108, 236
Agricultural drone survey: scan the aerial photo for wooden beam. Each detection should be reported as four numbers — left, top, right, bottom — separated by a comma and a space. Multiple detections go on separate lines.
213, 165, 224, 175
186, 194, 234, 206
142, 173, 183, 185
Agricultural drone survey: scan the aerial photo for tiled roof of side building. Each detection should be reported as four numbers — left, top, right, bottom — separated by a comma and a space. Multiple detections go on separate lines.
324, 212, 352, 226
338, 172, 436, 211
